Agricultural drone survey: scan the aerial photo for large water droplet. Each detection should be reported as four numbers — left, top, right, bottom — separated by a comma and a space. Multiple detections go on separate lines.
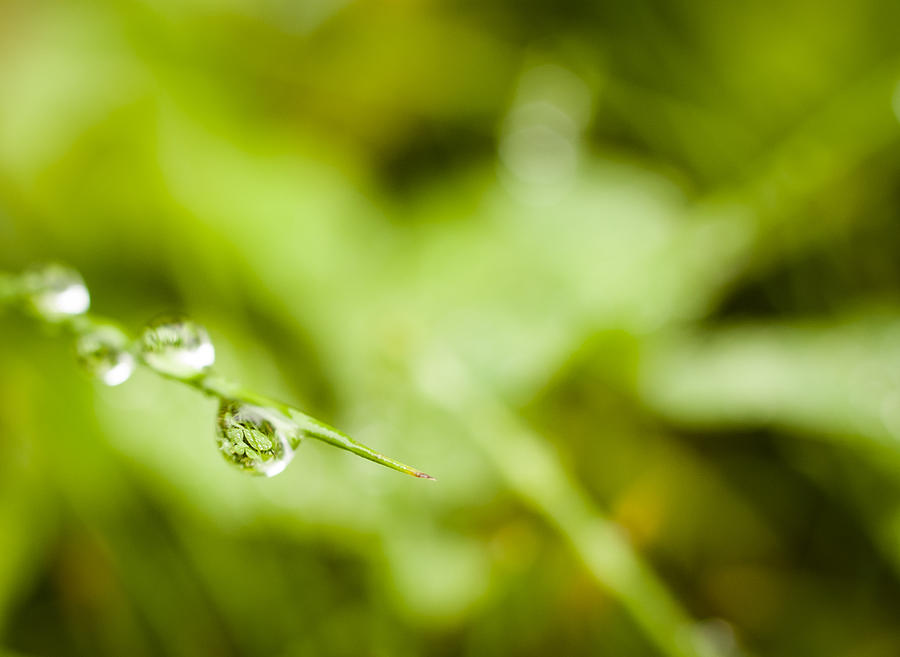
76, 326, 136, 386
140, 316, 215, 378
215, 400, 299, 476
23, 264, 90, 320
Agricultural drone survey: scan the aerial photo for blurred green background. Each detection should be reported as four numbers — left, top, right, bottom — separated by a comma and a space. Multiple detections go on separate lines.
3, 1, 900, 655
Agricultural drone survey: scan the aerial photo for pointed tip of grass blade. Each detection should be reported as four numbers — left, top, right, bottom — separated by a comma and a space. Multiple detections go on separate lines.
287, 410, 435, 481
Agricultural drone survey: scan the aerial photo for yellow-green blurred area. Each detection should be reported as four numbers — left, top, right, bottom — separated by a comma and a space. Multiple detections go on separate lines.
5, 0, 900, 655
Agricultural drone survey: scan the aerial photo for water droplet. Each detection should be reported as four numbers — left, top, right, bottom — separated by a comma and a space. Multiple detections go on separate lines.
23, 264, 90, 320
77, 326, 136, 386
215, 400, 300, 476
140, 316, 215, 378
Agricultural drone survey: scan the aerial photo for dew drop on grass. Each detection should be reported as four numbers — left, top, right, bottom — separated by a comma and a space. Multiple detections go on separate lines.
76, 326, 136, 386
23, 264, 90, 320
140, 316, 215, 378
215, 399, 300, 476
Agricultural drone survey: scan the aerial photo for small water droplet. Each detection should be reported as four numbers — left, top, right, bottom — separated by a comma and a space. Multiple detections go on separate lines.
77, 326, 136, 386
215, 400, 300, 476
23, 264, 90, 320
140, 316, 215, 378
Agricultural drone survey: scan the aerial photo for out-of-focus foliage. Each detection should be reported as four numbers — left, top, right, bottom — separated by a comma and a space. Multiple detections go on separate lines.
3, 0, 900, 656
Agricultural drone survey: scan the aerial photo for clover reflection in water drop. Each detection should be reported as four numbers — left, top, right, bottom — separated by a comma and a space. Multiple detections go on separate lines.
76, 326, 136, 386
23, 263, 90, 320
140, 316, 215, 378
216, 399, 301, 477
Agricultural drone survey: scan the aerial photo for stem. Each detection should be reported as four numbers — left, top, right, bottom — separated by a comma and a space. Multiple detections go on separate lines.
2, 268, 433, 480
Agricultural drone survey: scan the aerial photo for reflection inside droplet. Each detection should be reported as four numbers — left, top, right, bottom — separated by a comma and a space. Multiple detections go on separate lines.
23, 263, 90, 320
140, 316, 215, 378
215, 399, 301, 477
77, 326, 136, 386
